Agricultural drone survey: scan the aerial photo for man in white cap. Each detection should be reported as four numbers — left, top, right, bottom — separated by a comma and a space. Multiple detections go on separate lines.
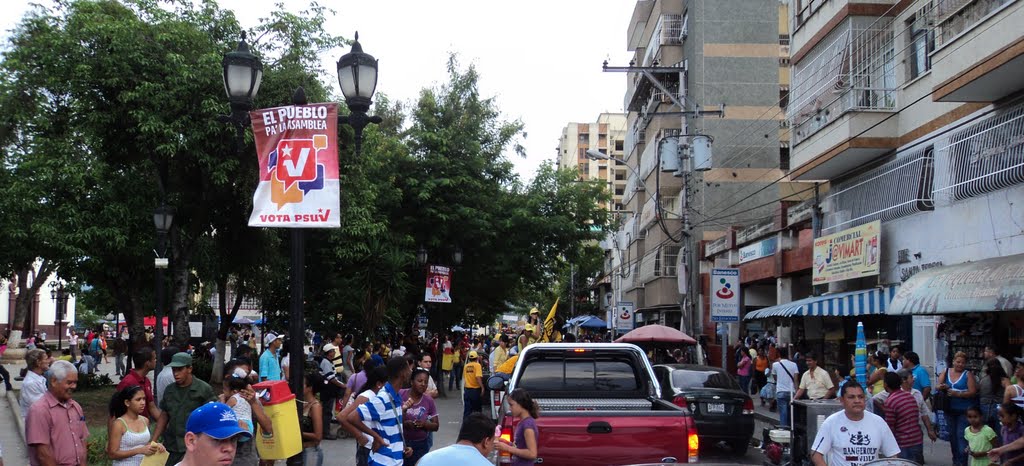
259, 333, 283, 382
176, 402, 253, 466
318, 343, 346, 439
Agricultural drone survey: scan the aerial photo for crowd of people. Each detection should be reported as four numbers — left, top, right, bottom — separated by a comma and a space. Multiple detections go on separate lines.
4, 323, 551, 466
745, 333, 1024, 466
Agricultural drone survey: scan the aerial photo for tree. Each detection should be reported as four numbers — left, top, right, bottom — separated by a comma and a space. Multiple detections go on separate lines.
0, 0, 343, 348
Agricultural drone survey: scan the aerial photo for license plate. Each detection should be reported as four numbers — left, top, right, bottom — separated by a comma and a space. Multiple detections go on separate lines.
706, 403, 726, 413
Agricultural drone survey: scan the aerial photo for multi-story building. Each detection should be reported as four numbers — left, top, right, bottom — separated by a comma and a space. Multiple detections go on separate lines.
556, 113, 629, 211
777, 0, 1024, 373
605, 0, 805, 362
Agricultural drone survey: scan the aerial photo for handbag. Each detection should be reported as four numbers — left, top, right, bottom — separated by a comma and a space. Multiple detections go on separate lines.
935, 409, 951, 442
932, 389, 951, 413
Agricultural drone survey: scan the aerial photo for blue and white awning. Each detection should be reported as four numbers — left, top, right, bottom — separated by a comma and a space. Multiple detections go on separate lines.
743, 285, 899, 320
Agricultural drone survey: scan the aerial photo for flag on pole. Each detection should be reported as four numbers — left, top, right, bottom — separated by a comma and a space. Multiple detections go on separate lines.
542, 298, 561, 343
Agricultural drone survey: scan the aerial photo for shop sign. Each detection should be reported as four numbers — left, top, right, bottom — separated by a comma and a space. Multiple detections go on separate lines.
615, 302, 634, 331
739, 237, 778, 264
710, 268, 741, 322
813, 220, 881, 284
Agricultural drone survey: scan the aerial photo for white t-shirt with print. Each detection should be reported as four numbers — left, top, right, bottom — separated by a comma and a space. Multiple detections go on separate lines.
811, 410, 900, 466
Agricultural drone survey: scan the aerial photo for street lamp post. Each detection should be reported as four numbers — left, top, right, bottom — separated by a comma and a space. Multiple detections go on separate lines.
49, 282, 68, 350
416, 245, 463, 399
153, 204, 174, 376
219, 34, 381, 454
337, 32, 383, 157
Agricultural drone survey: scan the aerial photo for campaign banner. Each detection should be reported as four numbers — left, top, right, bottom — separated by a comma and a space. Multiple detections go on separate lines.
710, 268, 740, 322
425, 265, 452, 303
248, 104, 340, 228
813, 220, 881, 284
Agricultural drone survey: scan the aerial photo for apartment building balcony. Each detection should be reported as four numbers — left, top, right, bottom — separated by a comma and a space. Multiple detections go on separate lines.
638, 245, 680, 284
787, 18, 899, 180
931, 0, 1024, 102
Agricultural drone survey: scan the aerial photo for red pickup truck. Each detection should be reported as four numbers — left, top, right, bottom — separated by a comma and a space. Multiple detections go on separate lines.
491, 343, 699, 466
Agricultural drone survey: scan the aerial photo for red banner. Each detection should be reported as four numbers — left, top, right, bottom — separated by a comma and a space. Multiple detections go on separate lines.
424, 265, 452, 303
248, 104, 340, 228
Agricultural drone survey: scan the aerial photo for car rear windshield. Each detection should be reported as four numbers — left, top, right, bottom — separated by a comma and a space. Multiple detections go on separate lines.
517, 357, 641, 393
671, 369, 740, 390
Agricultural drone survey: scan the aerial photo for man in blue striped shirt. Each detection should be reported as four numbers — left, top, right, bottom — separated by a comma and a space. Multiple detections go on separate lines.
348, 356, 413, 466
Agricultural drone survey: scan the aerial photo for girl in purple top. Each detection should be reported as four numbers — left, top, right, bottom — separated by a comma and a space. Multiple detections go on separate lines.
400, 368, 439, 465
1000, 402, 1024, 464
496, 388, 539, 466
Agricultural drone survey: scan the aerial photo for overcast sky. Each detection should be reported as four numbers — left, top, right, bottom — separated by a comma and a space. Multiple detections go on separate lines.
2, 0, 636, 181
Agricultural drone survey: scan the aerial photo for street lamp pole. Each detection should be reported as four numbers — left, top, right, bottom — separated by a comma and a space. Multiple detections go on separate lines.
49, 282, 68, 351
219, 34, 380, 464
153, 205, 174, 376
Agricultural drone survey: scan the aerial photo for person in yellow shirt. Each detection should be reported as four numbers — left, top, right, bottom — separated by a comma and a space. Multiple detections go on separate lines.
497, 355, 519, 375
490, 335, 510, 371
524, 324, 541, 348
462, 351, 484, 419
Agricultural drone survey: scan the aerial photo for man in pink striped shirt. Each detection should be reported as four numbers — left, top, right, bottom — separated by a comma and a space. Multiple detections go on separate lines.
883, 372, 923, 464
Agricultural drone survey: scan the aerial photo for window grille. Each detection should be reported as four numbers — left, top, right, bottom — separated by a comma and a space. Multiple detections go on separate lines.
934, 103, 1024, 202
823, 146, 935, 233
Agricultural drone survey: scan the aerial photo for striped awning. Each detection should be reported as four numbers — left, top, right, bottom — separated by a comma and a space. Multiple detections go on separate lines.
743, 285, 899, 320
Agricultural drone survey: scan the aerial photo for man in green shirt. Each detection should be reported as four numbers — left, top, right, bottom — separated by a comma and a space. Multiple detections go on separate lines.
157, 352, 216, 466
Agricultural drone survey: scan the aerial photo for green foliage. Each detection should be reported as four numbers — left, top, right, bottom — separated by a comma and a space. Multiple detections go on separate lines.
87, 425, 112, 466
1, 4, 612, 340
77, 372, 115, 391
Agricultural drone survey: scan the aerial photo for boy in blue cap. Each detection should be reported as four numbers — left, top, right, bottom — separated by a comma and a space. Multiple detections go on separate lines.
175, 402, 253, 466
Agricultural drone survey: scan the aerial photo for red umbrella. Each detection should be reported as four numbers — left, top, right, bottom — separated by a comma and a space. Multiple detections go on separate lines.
615, 324, 697, 345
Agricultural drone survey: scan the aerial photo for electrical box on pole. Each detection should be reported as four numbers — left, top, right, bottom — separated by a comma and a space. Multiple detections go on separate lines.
659, 137, 681, 173
691, 134, 713, 171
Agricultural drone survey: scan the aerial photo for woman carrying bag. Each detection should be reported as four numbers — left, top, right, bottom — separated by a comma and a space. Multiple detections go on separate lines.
937, 351, 979, 466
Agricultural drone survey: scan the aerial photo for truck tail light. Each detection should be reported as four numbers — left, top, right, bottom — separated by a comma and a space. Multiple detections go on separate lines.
742, 397, 755, 415
672, 395, 690, 411
498, 416, 514, 462
687, 432, 699, 463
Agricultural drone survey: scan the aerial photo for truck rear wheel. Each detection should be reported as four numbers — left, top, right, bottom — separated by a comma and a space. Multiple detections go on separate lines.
729, 439, 749, 456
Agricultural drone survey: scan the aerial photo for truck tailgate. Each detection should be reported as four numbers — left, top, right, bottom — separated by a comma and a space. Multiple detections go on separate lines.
535, 412, 693, 466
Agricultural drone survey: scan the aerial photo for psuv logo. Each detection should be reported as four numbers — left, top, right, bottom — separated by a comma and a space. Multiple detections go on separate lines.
266, 136, 327, 209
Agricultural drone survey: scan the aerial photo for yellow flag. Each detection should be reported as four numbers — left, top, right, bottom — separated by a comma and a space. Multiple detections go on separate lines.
542, 298, 561, 342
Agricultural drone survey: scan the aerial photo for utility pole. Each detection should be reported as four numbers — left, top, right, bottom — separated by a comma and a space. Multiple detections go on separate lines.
569, 264, 575, 317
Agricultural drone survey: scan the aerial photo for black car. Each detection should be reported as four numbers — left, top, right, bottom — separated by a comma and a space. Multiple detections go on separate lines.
653, 363, 756, 456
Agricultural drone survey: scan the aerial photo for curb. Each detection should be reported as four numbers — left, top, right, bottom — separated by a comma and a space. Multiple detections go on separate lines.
7, 389, 26, 442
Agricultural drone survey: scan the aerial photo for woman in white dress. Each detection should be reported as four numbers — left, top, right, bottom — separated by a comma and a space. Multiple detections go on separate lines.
106, 385, 165, 466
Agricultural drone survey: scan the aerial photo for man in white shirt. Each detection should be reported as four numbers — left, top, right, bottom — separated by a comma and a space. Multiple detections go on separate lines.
795, 351, 836, 401
19, 349, 49, 418
811, 381, 901, 466
154, 346, 177, 405
418, 413, 496, 466
772, 347, 800, 427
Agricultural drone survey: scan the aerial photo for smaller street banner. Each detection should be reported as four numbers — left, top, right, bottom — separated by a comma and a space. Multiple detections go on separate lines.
249, 104, 340, 228
615, 302, 634, 332
710, 268, 740, 322
813, 220, 881, 284
425, 265, 452, 303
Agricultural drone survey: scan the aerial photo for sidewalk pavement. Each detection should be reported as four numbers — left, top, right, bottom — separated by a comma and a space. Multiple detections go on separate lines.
751, 399, 954, 465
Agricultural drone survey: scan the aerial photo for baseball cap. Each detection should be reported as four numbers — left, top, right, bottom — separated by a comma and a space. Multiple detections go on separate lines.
468, 350, 479, 359
322, 343, 338, 354
529, 307, 540, 315
168, 352, 193, 368
186, 402, 254, 440
264, 332, 282, 347
525, 324, 535, 332
1014, 356, 1024, 365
